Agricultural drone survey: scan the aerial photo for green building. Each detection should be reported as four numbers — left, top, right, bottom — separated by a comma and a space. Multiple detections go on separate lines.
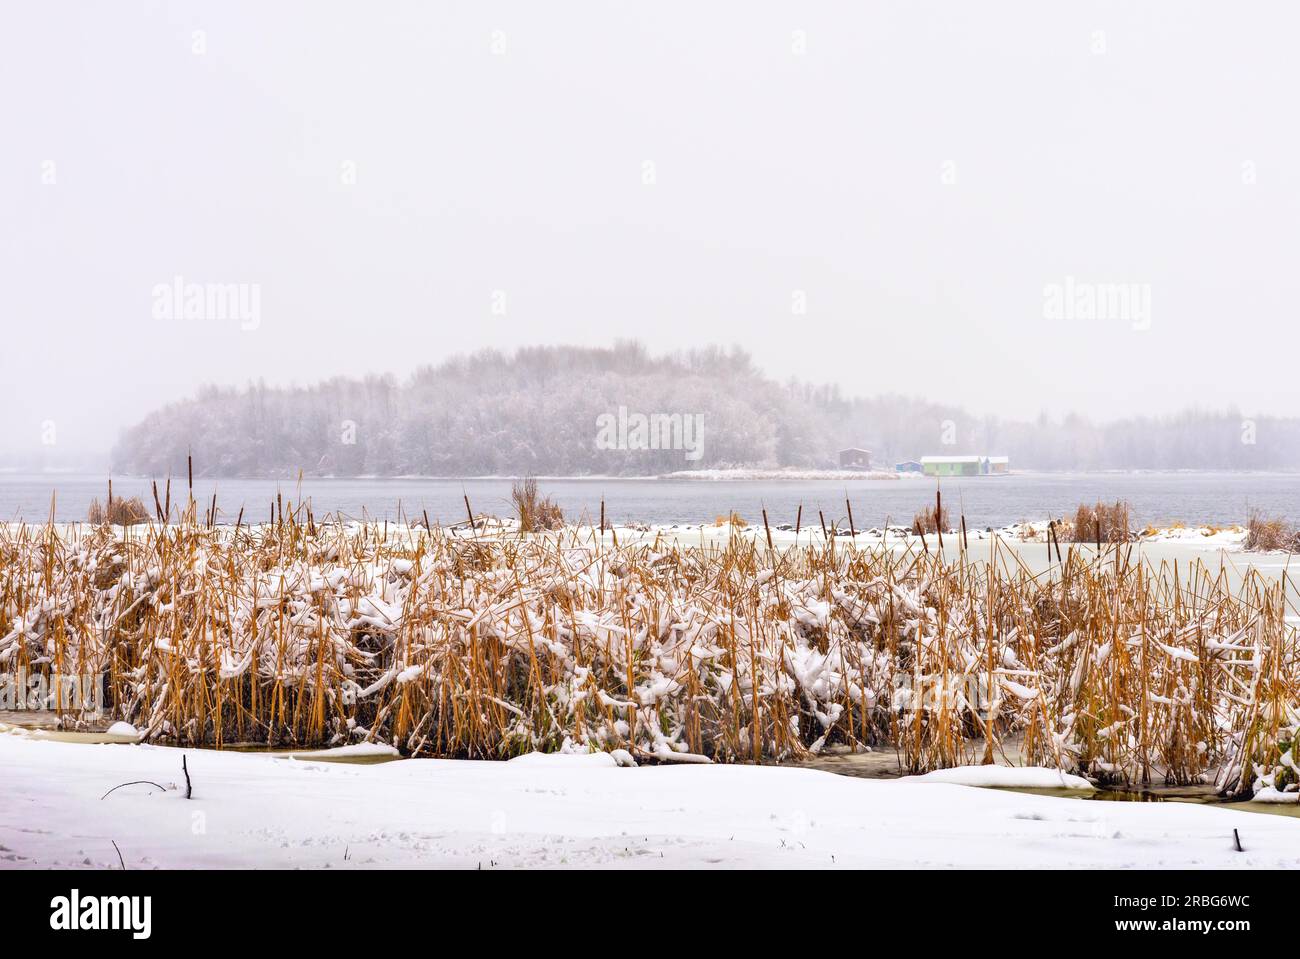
920, 455, 1009, 477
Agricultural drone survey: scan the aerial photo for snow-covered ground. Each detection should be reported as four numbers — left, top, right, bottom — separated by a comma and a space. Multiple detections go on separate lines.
465, 516, 1262, 555
3, 735, 1298, 869
0, 517, 1265, 554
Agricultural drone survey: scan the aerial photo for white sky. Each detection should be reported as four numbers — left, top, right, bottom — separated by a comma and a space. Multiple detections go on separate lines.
3, 1, 1298, 457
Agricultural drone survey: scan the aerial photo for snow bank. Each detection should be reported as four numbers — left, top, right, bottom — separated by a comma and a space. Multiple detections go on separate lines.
901, 765, 1096, 791
3, 736, 1298, 870
1148, 525, 1247, 548
508, 751, 622, 768
987, 520, 1248, 551
279, 742, 401, 761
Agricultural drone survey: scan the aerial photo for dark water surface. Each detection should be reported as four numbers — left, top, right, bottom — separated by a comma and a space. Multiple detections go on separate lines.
3, 471, 1298, 528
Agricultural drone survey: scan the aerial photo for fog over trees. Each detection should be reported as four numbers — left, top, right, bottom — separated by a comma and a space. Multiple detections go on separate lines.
110, 343, 1300, 477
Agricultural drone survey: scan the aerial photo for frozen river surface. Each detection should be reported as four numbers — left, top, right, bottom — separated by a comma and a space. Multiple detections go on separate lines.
3, 470, 1298, 528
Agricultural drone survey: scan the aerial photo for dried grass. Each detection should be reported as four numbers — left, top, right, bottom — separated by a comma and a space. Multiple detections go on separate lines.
86, 496, 151, 526
911, 502, 951, 534
1245, 511, 1296, 552
1067, 501, 1132, 544
0, 512, 1295, 793
510, 478, 564, 532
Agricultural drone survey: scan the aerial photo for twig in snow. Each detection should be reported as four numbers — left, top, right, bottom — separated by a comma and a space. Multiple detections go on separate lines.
182, 755, 192, 799
1233, 828, 1243, 852
111, 840, 126, 870
100, 781, 167, 801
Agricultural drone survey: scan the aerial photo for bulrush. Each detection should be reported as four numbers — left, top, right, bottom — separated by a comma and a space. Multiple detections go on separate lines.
0, 510, 1294, 795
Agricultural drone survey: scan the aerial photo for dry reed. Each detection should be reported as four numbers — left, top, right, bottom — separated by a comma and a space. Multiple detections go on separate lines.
0, 510, 1295, 794
911, 502, 951, 535
1067, 501, 1132, 544
1244, 511, 1296, 552
86, 496, 151, 526
510, 478, 564, 532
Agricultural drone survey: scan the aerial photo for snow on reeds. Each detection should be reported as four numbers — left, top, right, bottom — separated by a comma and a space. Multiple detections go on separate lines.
0, 509, 1296, 795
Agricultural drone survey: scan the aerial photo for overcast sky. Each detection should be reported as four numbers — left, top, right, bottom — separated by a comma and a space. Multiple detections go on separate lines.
3, 1, 1298, 458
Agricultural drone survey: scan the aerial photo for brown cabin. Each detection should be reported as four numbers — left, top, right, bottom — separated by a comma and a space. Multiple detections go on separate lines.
837, 448, 872, 470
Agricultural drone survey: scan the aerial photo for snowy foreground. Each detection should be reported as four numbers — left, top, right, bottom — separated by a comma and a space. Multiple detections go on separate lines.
3, 736, 1299, 870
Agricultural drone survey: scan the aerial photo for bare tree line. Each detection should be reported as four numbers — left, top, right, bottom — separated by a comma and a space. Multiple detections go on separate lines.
110, 343, 1300, 477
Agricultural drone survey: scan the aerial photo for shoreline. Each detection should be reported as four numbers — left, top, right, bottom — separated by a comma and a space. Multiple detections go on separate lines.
3, 735, 1298, 870
0, 516, 1267, 553
9, 467, 1300, 481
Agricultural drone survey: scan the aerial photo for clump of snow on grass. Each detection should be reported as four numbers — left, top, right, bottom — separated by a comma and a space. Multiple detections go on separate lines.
104, 721, 140, 740
1249, 713, 1300, 802
1252, 786, 1300, 804
901, 765, 1095, 791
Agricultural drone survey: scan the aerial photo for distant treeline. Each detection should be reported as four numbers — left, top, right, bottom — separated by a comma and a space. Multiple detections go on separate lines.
111, 343, 1300, 477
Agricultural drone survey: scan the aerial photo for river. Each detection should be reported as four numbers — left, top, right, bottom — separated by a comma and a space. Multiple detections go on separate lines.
3, 470, 1298, 528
